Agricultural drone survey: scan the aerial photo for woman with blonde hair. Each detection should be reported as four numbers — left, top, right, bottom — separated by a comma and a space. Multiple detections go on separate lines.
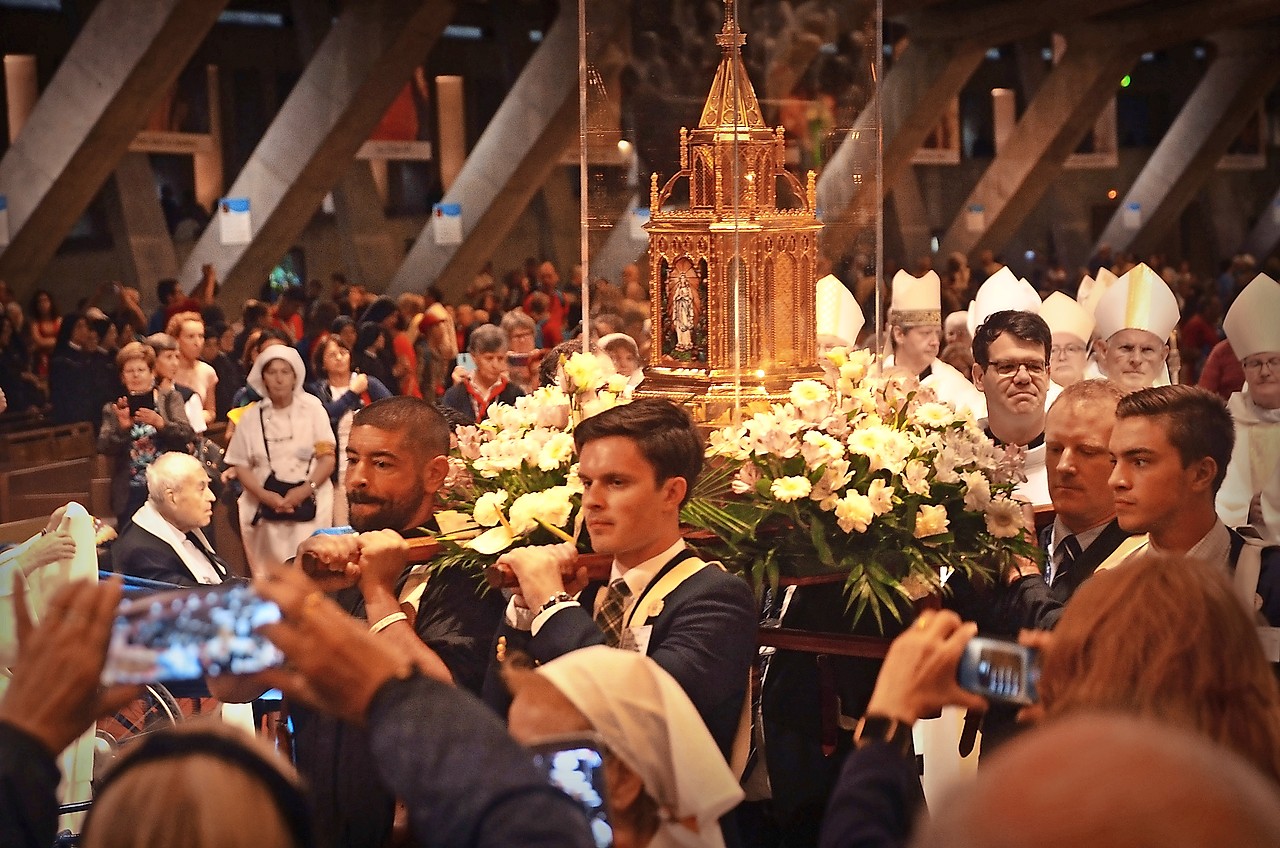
83, 722, 312, 848
819, 552, 1280, 848
1038, 552, 1280, 784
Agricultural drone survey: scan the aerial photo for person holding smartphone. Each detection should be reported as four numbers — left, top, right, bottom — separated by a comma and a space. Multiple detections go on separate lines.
97, 342, 194, 529
441, 324, 524, 424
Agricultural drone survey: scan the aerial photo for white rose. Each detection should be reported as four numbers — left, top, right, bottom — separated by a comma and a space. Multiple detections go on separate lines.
473, 491, 509, 527
835, 491, 875, 533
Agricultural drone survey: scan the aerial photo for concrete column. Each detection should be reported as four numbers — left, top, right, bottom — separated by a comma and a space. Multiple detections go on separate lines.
890, 169, 934, 267
192, 64, 224, 215
436, 75, 466, 192
1093, 30, 1280, 258
387, 0, 629, 300
331, 161, 402, 289
816, 0, 1185, 264
1240, 182, 1280, 260
0, 0, 229, 296
3, 55, 37, 143
104, 152, 180, 292
179, 0, 457, 306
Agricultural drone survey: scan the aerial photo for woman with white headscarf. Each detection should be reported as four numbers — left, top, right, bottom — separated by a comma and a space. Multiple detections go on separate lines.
506, 645, 744, 848
225, 345, 335, 572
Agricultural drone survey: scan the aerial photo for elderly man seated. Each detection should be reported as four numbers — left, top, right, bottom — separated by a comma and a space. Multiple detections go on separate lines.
505, 645, 744, 848
111, 451, 229, 586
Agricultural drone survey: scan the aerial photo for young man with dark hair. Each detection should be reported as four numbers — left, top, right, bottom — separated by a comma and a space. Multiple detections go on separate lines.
1109, 384, 1280, 627
971, 309, 1054, 506
483, 398, 756, 762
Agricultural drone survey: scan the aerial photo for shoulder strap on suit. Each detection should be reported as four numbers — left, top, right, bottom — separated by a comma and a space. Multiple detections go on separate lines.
624, 547, 705, 629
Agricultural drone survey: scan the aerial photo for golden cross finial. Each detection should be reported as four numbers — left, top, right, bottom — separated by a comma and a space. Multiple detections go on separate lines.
716, 0, 746, 50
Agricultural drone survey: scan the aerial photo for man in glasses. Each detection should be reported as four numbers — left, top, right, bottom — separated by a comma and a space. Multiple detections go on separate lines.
1040, 291, 1096, 398
1217, 274, 1280, 542
1090, 264, 1181, 394
971, 310, 1054, 507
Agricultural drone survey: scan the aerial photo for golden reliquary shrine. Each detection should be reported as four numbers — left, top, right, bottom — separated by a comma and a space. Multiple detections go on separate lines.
640, 0, 825, 420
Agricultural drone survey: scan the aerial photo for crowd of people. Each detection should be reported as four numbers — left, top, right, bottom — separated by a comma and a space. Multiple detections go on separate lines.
2, 248, 1280, 848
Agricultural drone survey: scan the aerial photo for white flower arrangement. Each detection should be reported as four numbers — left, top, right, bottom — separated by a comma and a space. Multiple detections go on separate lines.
438, 350, 630, 561
686, 347, 1042, 630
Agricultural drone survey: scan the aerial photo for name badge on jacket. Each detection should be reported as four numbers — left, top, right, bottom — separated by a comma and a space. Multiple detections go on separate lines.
620, 624, 653, 655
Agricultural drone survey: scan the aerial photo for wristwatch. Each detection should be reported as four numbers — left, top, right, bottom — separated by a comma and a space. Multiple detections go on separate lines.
853, 714, 914, 756
536, 591, 575, 617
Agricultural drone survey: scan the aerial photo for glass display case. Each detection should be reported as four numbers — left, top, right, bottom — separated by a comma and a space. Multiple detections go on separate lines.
576, 0, 884, 419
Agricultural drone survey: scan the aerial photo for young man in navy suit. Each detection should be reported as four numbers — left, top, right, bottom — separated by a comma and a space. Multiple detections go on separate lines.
484, 398, 757, 761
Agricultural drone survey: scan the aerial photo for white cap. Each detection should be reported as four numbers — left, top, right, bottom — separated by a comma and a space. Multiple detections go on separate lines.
967, 266, 1041, 337
816, 273, 865, 347
1223, 273, 1280, 359
1093, 263, 1180, 342
1041, 291, 1095, 343
889, 269, 941, 326
1078, 267, 1118, 317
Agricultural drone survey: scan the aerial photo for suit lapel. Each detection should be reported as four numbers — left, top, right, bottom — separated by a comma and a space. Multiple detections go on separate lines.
1052, 519, 1131, 600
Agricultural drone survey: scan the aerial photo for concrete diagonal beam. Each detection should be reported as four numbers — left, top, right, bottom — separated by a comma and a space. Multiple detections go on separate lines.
1093, 29, 1280, 259
387, 0, 629, 300
178, 0, 457, 307
0, 0, 229, 295
938, 43, 1138, 262
941, 0, 1280, 264
815, 0, 1149, 263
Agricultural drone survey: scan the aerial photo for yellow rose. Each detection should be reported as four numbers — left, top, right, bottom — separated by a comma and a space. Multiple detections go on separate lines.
562, 351, 607, 391
914, 504, 950, 538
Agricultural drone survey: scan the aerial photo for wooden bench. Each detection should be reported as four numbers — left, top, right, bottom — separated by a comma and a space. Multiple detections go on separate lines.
0, 422, 95, 465
0, 457, 94, 524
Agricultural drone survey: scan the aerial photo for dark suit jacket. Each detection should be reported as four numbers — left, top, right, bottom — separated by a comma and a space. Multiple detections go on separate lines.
292, 556, 506, 848
483, 552, 757, 760
109, 523, 227, 587
1001, 519, 1135, 632
818, 740, 922, 848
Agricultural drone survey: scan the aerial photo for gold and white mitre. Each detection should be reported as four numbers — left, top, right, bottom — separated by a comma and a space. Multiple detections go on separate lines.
1224, 273, 1280, 360
1041, 291, 1096, 346
1078, 266, 1118, 319
966, 266, 1042, 337
1093, 263, 1180, 342
889, 269, 942, 327
817, 273, 866, 348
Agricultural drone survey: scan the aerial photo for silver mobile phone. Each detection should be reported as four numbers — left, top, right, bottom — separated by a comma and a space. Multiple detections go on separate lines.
956, 636, 1040, 706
